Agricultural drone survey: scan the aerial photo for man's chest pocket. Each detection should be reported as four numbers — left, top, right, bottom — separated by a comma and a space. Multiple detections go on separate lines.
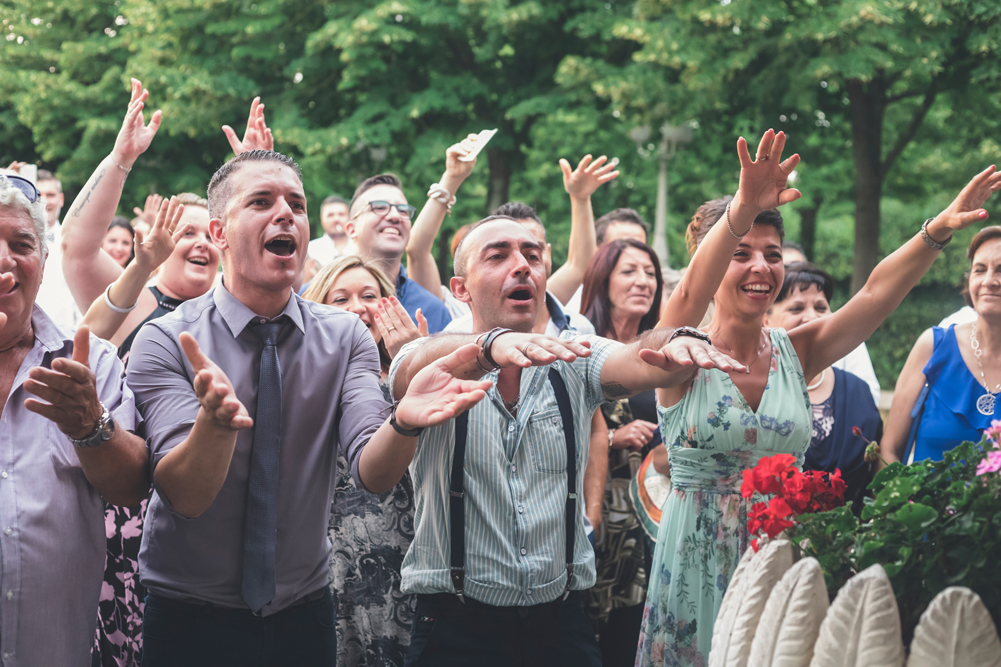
526, 408, 573, 474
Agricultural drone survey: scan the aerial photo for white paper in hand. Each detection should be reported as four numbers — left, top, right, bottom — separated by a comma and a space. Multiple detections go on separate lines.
459, 129, 498, 162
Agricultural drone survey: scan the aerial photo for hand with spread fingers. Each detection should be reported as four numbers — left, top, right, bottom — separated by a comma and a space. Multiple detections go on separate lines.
930, 164, 1001, 233
736, 128, 801, 212
638, 335, 746, 376
179, 332, 254, 431
612, 419, 659, 451
484, 332, 593, 369
111, 78, 162, 171
374, 297, 428, 359
222, 97, 274, 155
393, 344, 495, 431
22, 327, 105, 440
133, 193, 164, 225
560, 154, 620, 200
134, 196, 191, 276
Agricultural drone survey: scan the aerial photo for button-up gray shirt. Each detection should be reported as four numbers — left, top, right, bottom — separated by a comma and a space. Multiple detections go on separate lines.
128, 283, 387, 616
0, 305, 137, 667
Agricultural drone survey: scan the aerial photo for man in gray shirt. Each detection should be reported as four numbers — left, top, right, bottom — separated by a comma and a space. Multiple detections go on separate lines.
127, 150, 491, 666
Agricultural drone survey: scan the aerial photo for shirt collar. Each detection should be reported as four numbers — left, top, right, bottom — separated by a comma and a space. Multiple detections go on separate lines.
396, 263, 409, 291
213, 281, 305, 339
30, 303, 73, 353
545, 291, 569, 333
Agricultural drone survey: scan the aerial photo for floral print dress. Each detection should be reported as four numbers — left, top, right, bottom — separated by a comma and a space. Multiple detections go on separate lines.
635, 329, 810, 667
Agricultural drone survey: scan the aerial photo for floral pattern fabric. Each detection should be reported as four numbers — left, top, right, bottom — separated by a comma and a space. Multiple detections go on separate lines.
93, 501, 147, 667
635, 329, 811, 667
328, 452, 415, 667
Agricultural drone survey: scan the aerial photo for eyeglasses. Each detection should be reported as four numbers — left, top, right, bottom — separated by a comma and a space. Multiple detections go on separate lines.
353, 200, 418, 221
2, 174, 40, 204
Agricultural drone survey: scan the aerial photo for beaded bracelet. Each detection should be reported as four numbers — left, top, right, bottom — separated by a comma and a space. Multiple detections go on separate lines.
724, 198, 752, 240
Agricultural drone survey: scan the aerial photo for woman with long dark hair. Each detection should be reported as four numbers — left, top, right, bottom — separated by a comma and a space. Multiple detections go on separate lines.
580, 238, 668, 666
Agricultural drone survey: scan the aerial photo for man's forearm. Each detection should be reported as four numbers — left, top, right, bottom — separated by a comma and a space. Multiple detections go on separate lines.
153, 410, 240, 518
392, 334, 483, 400
600, 327, 688, 398
75, 425, 150, 507
357, 419, 419, 494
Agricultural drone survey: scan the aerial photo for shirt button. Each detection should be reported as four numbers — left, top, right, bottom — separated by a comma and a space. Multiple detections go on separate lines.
2, 652, 8, 660
526, 589, 533, 596
6, 590, 12, 600
508, 424, 516, 432
511, 464, 516, 473
517, 506, 524, 514
1, 471, 7, 479
551, 416, 560, 425
520, 547, 527, 555
3, 527, 10, 536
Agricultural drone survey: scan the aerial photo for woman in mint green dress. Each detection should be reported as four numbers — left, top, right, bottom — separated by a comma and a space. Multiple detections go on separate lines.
633, 130, 1001, 667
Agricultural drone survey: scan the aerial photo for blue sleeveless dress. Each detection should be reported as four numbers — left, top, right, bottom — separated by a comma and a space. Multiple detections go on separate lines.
913, 324, 998, 461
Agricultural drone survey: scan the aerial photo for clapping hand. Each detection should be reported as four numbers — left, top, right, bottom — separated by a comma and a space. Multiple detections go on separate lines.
133, 193, 164, 225
393, 344, 494, 431
222, 97, 274, 155
111, 79, 162, 170
639, 336, 747, 375
179, 332, 253, 431
134, 196, 191, 276
373, 297, 428, 359
932, 165, 1001, 232
736, 129, 801, 212
560, 154, 620, 200
23, 327, 104, 439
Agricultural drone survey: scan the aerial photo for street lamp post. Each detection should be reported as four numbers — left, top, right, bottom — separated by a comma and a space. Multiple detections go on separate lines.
630, 123, 693, 269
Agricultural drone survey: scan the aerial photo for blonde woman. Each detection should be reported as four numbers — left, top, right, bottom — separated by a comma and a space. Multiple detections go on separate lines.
303, 255, 426, 667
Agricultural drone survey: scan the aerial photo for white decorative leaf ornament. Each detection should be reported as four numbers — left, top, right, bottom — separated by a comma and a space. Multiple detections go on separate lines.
907, 586, 1001, 667
809, 564, 904, 667
710, 538, 793, 667
749, 557, 829, 667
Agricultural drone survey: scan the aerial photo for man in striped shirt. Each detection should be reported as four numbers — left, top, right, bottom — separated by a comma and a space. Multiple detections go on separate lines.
387, 216, 742, 666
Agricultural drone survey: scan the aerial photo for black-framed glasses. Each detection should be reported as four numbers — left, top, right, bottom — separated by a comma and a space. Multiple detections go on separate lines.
353, 200, 418, 220
2, 174, 40, 204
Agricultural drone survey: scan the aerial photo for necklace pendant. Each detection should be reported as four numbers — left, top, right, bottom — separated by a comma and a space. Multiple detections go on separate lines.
977, 392, 995, 416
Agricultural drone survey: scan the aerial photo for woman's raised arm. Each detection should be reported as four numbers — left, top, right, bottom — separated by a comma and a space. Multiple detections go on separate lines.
791, 166, 1001, 379
62, 79, 161, 312
658, 129, 801, 328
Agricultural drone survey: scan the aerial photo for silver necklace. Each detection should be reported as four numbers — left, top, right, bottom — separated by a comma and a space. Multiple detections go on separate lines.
806, 369, 826, 391
970, 318, 1000, 416
712, 328, 770, 370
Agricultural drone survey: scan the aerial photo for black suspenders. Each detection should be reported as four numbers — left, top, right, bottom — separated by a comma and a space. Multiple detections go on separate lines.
449, 367, 577, 603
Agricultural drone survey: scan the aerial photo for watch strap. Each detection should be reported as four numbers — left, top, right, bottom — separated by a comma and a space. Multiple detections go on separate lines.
668, 326, 712, 345
69, 403, 114, 448
390, 402, 424, 438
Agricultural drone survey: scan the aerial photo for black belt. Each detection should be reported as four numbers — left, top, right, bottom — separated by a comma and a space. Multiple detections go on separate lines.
449, 367, 577, 602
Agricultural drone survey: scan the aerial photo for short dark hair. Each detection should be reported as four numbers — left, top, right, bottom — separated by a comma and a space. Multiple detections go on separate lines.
595, 208, 649, 244
775, 261, 833, 304
581, 238, 663, 340
963, 225, 1001, 307
321, 194, 347, 210
349, 174, 403, 215
36, 169, 61, 192
492, 201, 541, 226
783, 241, 806, 255
685, 196, 784, 256
452, 215, 521, 278
207, 150, 302, 219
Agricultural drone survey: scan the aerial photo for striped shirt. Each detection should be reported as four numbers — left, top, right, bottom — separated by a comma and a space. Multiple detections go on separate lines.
388, 331, 620, 606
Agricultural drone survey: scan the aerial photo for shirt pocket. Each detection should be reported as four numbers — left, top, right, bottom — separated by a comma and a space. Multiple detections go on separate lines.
526, 408, 571, 474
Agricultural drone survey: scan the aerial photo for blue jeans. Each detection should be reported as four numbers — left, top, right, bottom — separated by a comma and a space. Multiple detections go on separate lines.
141, 588, 337, 667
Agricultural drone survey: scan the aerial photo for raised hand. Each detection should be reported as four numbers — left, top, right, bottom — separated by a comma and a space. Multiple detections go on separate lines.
736, 129, 801, 212
222, 97, 274, 155
133, 193, 164, 225
179, 332, 253, 431
560, 154, 620, 200
23, 326, 104, 439
374, 297, 428, 359
111, 78, 162, 169
394, 344, 494, 430
638, 336, 747, 376
134, 196, 191, 275
443, 134, 479, 183
487, 332, 592, 369
934, 165, 1001, 232
612, 419, 659, 451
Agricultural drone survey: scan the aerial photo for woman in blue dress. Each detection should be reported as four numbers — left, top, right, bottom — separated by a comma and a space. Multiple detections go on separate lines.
884, 226, 1001, 464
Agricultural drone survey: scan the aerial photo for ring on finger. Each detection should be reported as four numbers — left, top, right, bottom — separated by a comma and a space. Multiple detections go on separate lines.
760, 154, 770, 161
521, 342, 535, 356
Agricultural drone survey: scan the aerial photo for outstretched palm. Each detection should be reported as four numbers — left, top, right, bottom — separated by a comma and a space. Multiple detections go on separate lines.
111, 78, 162, 167
737, 129, 801, 211
395, 344, 494, 429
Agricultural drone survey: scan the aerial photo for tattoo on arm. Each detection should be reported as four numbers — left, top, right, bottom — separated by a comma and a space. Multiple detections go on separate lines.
601, 382, 632, 399
70, 166, 107, 218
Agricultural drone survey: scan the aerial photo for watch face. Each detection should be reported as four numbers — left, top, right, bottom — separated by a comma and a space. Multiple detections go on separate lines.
99, 414, 115, 441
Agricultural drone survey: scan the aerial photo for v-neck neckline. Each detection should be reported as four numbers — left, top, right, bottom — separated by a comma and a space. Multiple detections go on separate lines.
719, 329, 776, 417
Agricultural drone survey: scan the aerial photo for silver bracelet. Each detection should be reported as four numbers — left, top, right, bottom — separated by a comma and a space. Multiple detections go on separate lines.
110, 157, 132, 174
724, 198, 752, 240
920, 217, 951, 251
103, 283, 139, 314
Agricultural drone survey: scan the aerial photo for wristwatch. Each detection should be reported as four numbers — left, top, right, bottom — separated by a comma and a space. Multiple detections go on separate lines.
390, 401, 424, 438
69, 403, 116, 448
668, 326, 712, 345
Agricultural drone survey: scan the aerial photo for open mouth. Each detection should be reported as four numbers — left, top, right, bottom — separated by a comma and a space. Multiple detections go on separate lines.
187, 257, 209, 266
741, 284, 772, 296
265, 235, 297, 257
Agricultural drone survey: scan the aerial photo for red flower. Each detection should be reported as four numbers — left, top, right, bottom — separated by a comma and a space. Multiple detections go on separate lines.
750, 453, 797, 495
760, 497, 795, 538
741, 469, 756, 499
747, 501, 769, 534
781, 472, 811, 513
852, 426, 863, 438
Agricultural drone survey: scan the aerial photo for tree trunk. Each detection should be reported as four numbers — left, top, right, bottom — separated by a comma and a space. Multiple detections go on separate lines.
486, 147, 511, 213
848, 77, 887, 295
799, 197, 822, 262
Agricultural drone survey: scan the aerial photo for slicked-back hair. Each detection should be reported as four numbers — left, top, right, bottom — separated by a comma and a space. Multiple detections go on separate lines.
322, 194, 347, 210
595, 208, 649, 244
175, 192, 208, 209
207, 150, 302, 219
492, 201, 541, 226
685, 197, 784, 256
349, 174, 403, 216
452, 215, 521, 278
775, 261, 833, 304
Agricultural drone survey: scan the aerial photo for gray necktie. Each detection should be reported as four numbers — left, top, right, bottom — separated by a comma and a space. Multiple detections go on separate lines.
241, 318, 284, 613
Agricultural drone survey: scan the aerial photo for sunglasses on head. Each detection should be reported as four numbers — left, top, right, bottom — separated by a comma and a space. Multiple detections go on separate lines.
354, 200, 418, 220
3, 174, 41, 204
